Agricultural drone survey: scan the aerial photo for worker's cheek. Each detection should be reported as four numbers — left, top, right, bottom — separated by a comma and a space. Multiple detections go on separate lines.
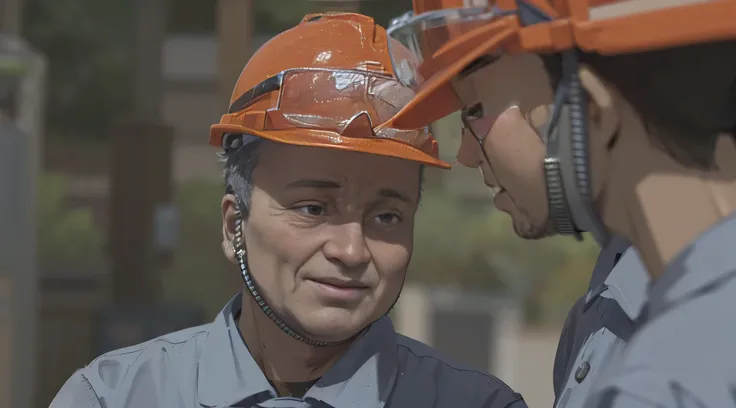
457, 129, 483, 168
456, 114, 497, 168
483, 106, 548, 213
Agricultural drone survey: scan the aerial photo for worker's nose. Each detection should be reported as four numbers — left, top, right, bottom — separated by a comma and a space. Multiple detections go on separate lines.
457, 128, 484, 168
322, 222, 371, 269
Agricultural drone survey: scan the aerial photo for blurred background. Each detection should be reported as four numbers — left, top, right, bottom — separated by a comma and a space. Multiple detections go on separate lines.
0, 0, 601, 407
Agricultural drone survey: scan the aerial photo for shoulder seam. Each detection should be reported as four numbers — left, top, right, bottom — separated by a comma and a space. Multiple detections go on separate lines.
502, 394, 526, 408
89, 328, 210, 362
396, 342, 517, 393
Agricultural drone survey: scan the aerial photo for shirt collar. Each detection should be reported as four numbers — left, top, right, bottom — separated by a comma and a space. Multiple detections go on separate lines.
587, 235, 633, 291
304, 317, 398, 408
585, 236, 650, 321
647, 211, 736, 318
599, 246, 650, 320
197, 293, 399, 408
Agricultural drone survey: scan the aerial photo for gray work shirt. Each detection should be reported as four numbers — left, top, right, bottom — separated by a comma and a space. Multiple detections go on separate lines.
553, 236, 649, 408
585, 211, 736, 408
49, 293, 526, 408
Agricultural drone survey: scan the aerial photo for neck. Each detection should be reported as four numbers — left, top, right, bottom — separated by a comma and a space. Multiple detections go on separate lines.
603, 134, 736, 279
238, 294, 351, 383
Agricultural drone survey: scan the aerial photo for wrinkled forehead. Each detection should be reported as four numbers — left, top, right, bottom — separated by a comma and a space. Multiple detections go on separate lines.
254, 143, 423, 196
453, 53, 555, 115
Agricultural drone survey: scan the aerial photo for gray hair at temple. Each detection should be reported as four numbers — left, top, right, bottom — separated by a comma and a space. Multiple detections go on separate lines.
219, 134, 426, 219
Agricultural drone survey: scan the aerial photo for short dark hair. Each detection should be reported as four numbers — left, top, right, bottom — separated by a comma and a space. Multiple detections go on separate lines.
543, 41, 736, 170
221, 135, 266, 219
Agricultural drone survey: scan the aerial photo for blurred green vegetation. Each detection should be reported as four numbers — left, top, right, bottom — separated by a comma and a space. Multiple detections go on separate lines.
22, 0, 413, 141
23, 0, 134, 139
37, 172, 104, 265
159, 181, 239, 319
411, 190, 598, 323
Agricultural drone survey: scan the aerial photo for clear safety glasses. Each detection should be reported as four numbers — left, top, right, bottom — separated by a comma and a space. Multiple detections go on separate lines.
386, 7, 509, 90
225, 67, 432, 151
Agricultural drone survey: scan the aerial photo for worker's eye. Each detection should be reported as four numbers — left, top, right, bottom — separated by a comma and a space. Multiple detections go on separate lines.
465, 103, 484, 121
374, 212, 402, 225
294, 203, 328, 217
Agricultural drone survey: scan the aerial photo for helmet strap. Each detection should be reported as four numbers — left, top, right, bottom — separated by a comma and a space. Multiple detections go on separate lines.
542, 50, 610, 246
232, 208, 347, 347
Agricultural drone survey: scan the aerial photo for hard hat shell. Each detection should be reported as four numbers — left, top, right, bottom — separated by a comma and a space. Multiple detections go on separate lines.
210, 12, 448, 169
386, 0, 736, 129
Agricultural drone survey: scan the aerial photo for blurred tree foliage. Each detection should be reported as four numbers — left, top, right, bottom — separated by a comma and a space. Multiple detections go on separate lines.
21, 0, 414, 140
411, 190, 599, 323
358, 0, 413, 27
37, 173, 104, 264
251, 0, 413, 33
22, 0, 134, 139
159, 181, 240, 319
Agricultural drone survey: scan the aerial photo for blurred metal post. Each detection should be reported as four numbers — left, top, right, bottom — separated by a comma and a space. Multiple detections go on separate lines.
0, 35, 40, 408
0, 0, 24, 35
109, 0, 174, 305
216, 0, 253, 109
133, 0, 165, 123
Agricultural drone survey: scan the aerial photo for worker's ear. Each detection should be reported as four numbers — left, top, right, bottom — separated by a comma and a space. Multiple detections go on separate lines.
221, 194, 240, 264
580, 65, 620, 199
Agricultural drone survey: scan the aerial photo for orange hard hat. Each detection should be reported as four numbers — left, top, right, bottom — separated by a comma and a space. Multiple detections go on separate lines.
385, 0, 736, 129
209, 12, 449, 169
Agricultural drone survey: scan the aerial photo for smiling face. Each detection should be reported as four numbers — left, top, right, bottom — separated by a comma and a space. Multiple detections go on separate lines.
453, 54, 557, 239
222, 142, 422, 343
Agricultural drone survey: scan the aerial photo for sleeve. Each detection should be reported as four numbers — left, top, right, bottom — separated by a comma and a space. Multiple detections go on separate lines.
471, 375, 528, 408
48, 370, 102, 408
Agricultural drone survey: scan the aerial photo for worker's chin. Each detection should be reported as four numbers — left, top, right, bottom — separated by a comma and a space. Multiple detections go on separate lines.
286, 305, 369, 343
511, 216, 555, 240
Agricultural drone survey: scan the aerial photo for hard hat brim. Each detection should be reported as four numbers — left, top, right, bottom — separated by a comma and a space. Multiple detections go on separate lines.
209, 124, 451, 169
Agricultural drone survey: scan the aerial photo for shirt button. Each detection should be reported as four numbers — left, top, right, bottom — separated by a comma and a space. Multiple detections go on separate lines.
575, 362, 590, 383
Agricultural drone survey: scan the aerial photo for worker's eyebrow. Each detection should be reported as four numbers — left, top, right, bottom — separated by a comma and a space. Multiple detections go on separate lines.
376, 188, 413, 204
286, 180, 415, 203
286, 179, 341, 189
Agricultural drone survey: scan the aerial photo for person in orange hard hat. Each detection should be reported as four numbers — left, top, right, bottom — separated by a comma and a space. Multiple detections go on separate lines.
49, 13, 527, 408
385, 1, 736, 407
387, 4, 651, 408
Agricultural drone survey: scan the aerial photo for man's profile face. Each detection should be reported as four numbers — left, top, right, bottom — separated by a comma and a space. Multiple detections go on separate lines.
453, 53, 556, 239
235, 142, 421, 342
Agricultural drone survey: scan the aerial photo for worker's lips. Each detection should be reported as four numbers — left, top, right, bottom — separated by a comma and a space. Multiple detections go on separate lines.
307, 278, 369, 301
